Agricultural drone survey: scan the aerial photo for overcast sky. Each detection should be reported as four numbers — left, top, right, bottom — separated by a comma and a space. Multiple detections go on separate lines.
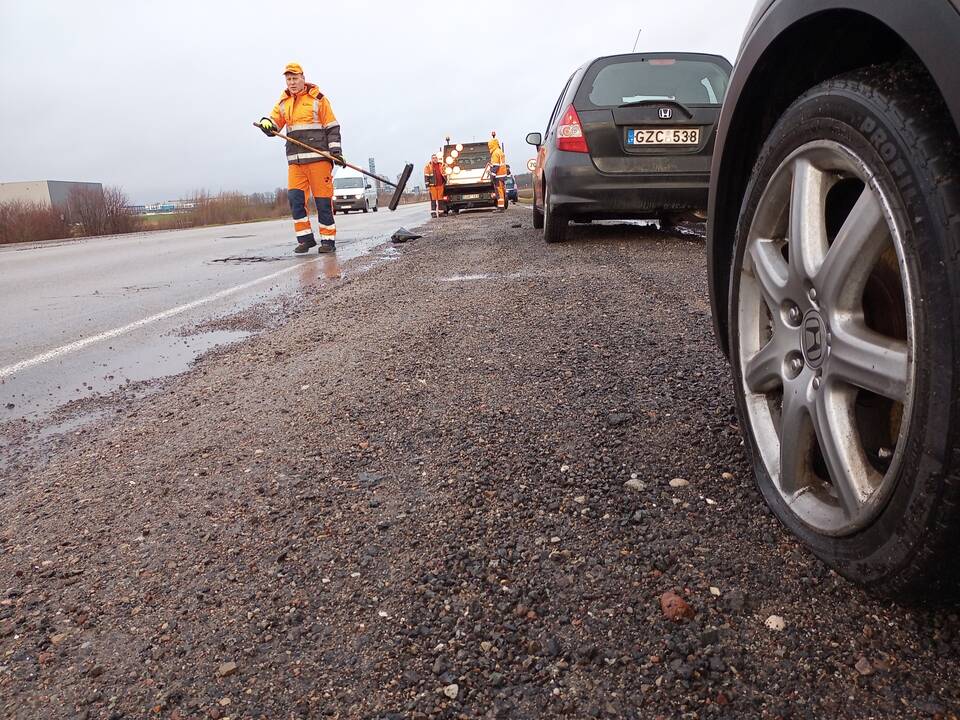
0, 0, 758, 204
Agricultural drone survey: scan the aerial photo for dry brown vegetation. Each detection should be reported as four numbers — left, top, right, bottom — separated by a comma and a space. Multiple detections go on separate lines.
66, 185, 140, 236
0, 200, 70, 244
1, 184, 429, 244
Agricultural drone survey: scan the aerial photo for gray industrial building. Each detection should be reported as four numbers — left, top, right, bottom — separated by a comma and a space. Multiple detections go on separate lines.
0, 180, 103, 209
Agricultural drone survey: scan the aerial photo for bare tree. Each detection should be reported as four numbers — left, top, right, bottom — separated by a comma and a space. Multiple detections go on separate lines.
103, 186, 139, 234
67, 186, 108, 235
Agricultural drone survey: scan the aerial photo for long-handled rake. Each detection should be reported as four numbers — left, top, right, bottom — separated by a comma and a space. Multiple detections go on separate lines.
254, 123, 414, 211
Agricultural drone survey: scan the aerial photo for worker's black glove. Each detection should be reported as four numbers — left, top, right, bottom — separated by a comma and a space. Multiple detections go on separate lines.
330, 152, 346, 168
257, 117, 278, 136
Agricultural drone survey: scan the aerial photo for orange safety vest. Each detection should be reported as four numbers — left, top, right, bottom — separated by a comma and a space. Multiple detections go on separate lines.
490, 147, 507, 177
269, 83, 341, 165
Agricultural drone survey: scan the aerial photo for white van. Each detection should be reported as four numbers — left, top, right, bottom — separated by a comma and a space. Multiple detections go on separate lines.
333, 169, 378, 214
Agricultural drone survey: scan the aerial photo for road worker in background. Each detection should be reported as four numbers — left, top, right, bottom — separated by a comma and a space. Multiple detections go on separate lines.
488, 132, 508, 211
257, 63, 345, 254
424, 152, 447, 218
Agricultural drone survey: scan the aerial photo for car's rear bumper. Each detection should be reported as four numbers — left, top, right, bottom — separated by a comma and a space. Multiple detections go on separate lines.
548, 153, 709, 219
445, 185, 498, 210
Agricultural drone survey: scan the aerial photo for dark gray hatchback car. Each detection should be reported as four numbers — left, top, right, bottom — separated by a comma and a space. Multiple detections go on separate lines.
708, 0, 960, 596
526, 52, 731, 242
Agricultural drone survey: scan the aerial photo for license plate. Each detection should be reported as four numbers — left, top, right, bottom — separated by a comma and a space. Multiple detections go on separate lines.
462, 193, 481, 200
628, 127, 700, 145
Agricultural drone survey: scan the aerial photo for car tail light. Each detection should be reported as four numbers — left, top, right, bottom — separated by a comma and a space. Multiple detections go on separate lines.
556, 105, 589, 153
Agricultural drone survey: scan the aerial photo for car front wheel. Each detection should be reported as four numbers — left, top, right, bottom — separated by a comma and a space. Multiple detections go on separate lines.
728, 63, 960, 596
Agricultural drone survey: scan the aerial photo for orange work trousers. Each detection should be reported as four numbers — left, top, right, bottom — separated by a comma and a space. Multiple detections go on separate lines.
493, 167, 507, 209
287, 160, 335, 243
429, 184, 446, 216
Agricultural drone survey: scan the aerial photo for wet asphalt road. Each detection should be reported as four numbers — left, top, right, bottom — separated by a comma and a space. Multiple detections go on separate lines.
0, 203, 429, 421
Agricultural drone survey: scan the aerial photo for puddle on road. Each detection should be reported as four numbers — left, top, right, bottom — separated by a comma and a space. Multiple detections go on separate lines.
2, 222, 428, 465
0, 329, 251, 424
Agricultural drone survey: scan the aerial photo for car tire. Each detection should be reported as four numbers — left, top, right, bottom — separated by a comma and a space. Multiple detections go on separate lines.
543, 185, 567, 243
373, 204, 378, 212
532, 185, 544, 229
728, 62, 960, 597
363, 201, 369, 213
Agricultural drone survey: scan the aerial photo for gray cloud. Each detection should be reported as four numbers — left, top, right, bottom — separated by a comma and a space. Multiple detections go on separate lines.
0, 0, 758, 203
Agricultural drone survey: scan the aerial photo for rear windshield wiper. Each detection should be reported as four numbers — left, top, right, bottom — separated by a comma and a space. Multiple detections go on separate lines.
617, 99, 695, 118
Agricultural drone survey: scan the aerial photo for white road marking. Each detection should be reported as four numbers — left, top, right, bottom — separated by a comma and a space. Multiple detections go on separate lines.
0, 257, 324, 379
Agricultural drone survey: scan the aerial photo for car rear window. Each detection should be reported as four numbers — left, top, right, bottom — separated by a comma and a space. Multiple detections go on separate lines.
583, 57, 729, 107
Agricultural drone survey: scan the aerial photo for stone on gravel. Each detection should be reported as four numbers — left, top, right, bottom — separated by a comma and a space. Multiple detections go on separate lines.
624, 478, 646, 492
660, 591, 695, 622
724, 590, 747, 611
442, 683, 459, 699
855, 657, 874, 676
669, 478, 689, 488
764, 615, 786, 632
216, 661, 238, 678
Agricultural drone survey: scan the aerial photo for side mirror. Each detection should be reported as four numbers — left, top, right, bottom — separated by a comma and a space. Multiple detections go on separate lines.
365, 183, 372, 189
526, 132, 542, 147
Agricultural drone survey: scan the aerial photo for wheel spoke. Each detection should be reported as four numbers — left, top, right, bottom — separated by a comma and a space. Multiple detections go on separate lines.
744, 338, 784, 394
812, 385, 873, 518
817, 186, 889, 310
789, 158, 829, 283
829, 324, 909, 402
748, 239, 790, 308
778, 384, 813, 495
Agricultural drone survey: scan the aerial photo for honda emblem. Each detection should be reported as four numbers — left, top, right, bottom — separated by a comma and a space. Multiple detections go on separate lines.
659, 107, 673, 120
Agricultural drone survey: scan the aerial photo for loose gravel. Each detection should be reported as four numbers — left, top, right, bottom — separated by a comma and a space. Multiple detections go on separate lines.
1, 209, 957, 719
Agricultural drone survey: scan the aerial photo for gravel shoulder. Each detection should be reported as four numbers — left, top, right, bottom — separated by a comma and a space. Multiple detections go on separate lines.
1, 209, 957, 719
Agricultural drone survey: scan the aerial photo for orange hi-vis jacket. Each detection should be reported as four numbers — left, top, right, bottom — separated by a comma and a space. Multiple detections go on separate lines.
269, 83, 342, 165
489, 140, 507, 177
424, 159, 446, 187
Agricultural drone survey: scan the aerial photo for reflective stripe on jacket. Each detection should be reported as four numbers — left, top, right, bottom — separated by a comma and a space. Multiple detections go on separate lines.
269, 83, 342, 165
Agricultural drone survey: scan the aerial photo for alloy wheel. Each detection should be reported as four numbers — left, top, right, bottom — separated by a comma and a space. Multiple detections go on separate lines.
737, 140, 915, 536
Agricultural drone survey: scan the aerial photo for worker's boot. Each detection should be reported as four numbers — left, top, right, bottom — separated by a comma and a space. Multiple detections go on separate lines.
318, 239, 336, 254
294, 239, 317, 254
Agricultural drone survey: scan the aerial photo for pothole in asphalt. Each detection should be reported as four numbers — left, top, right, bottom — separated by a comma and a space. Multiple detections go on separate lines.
121, 284, 169, 292
210, 256, 289, 264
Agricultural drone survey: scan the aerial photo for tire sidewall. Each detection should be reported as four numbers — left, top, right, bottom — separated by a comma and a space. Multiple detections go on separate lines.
728, 81, 957, 588
544, 184, 566, 243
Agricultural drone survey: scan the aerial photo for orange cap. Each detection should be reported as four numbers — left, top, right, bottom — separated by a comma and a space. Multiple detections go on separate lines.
283, 62, 304, 75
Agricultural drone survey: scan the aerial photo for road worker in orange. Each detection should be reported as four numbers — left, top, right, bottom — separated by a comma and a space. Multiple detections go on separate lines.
488, 132, 508, 211
424, 152, 447, 218
257, 63, 345, 254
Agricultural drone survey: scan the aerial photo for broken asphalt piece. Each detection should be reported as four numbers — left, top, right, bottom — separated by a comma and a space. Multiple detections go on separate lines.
391, 227, 422, 244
